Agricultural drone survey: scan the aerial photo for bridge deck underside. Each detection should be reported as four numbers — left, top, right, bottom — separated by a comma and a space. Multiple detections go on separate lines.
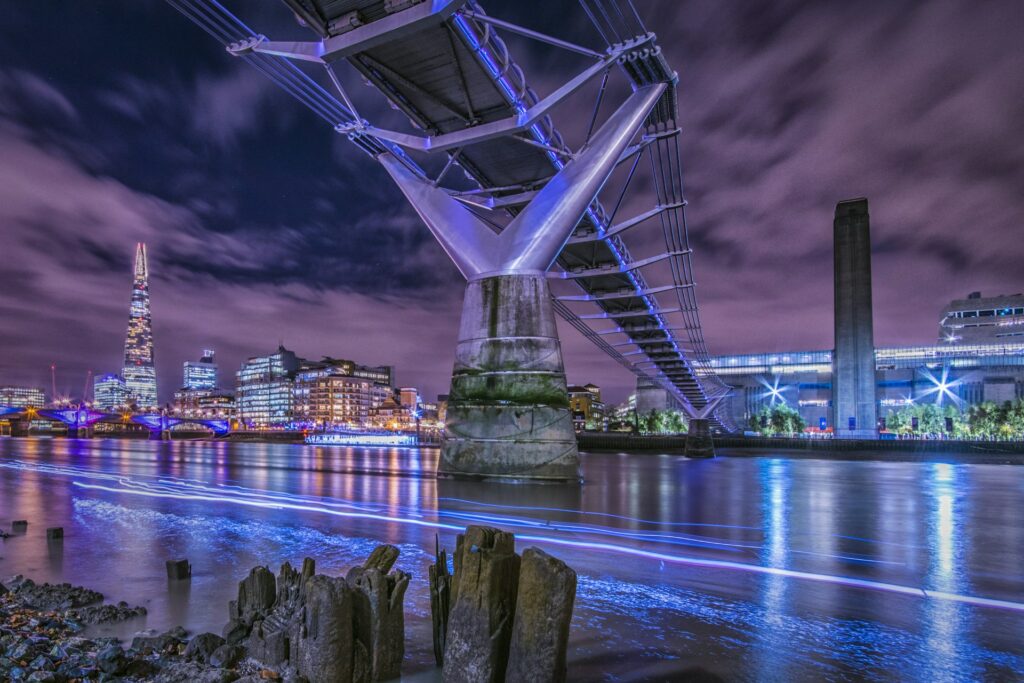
282, 0, 726, 421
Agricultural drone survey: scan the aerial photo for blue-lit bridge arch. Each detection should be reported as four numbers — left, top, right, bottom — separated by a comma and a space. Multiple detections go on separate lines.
0, 406, 230, 438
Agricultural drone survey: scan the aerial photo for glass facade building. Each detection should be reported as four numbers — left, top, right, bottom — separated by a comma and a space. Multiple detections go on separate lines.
236, 352, 394, 429
236, 346, 300, 427
122, 243, 157, 408
93, 374, 129, 411
183, 350, 218, 391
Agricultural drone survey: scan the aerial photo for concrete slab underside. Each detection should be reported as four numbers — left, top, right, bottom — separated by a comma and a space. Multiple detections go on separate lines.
440, 274, 582, 483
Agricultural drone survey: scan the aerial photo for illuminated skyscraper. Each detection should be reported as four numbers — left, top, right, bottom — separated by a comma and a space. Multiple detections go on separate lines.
122, 243, 157, 408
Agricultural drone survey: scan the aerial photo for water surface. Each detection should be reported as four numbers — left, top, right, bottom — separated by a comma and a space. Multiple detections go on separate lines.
1, 438, 1022, 681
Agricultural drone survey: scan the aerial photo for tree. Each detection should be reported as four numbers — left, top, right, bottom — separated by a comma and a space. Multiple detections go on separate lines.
1003, 399, 1024, 438
749, 404, 805, 436
885, 402, 965, 436
639, 409, 688, 435
965, 401, 999, 438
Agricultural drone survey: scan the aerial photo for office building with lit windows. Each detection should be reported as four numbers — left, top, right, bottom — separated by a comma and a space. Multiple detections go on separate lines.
236, 346, 301, 427
176, 349, 230, 418
93, 374, 130, 411
368, 395, 412, 430
183, 350, 218, 390
705, 342, 1024, 431
939, 292, 1024, 344
0, 386, 46, 408
174, 388, 236, 418
568, 383, 605, 430
294, 363, 392, 428
236, 350, 393, 428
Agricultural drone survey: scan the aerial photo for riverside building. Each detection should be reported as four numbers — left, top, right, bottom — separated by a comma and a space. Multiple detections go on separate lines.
183, 350, 218, 390
568, 383, 605, 430
236, 349, 395, 429
175, 350, 234, 418
93, 374, 129, 411
236, 346, 301, 428
0, 386, 46, 408
706, 342, 1024, 431
638, 194, 1024, 436
294, 358, 392, 428
939, 292, 1024, 344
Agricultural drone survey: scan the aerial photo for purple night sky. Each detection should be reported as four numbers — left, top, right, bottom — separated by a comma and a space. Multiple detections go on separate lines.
0, 1, 1022, 405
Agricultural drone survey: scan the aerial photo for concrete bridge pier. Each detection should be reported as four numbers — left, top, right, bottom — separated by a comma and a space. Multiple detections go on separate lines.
442, 274, 579, 482
684, 418, 715, 458
66, 425, 94, 439
380, 84, 666, 483
10, 419, 31, 437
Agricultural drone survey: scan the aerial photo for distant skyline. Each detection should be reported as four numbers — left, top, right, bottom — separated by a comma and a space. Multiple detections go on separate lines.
1, 1, 1021, 404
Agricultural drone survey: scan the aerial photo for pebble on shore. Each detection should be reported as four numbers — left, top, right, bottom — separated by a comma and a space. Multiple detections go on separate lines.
0, 576, 283, 682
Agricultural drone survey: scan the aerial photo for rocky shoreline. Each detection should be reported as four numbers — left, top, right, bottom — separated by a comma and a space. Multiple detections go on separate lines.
3, 524, 582, 682
0, 575, 290, 682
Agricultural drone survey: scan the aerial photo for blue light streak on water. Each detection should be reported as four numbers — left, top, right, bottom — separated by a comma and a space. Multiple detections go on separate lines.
62, 496, 1024, 680
3, 459, 1022, 616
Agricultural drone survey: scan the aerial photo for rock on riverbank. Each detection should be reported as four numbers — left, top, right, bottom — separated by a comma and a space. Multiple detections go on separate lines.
0, 584, 303, 682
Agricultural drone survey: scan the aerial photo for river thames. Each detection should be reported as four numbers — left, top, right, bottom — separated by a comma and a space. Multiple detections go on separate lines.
1, 438, 1022, 681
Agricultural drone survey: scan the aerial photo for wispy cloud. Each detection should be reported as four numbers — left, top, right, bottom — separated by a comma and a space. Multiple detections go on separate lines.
0, 1, 1021, 404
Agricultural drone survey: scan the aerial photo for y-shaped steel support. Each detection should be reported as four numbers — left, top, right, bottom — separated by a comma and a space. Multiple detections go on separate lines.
378, 84, 666, 482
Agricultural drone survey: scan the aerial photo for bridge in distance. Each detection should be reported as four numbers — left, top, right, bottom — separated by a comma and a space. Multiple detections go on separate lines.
164, 0, 733, 481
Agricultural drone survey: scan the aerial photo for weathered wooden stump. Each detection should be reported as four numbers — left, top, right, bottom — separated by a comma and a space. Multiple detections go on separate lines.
291, 575, 355, 683
165, 559, 191, 581
347, 545, 410, 681
227, 565, 276, 638
506, 547, 577, 683
223, 547, 412, 682
442, 526, 521, 683
362, 544, 399, 573
428, 535, 452, 667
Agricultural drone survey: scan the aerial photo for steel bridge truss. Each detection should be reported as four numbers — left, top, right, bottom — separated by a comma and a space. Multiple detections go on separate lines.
165, 0, 735, 429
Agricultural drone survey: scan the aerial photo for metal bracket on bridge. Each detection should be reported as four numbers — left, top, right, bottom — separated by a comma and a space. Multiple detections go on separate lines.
377, 83, 666, 279
349, 42, 645, 153
694, 390, 731, 419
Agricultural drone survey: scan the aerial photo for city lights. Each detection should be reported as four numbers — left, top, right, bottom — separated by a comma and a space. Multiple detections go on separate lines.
758, 375, 788, 405
918, 366, 962, 407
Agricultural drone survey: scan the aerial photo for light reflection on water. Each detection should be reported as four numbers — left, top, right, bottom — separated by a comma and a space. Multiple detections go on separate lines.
1, 438, 1023, 681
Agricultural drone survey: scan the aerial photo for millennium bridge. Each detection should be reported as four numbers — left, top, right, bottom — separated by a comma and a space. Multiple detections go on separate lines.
162, 0, 732, 481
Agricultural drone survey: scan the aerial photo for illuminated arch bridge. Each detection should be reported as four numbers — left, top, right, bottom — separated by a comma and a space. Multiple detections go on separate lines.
1, 406, 230, 437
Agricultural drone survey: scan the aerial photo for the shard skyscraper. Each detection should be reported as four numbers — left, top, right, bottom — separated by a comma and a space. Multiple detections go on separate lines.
122, 242, 157, 408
